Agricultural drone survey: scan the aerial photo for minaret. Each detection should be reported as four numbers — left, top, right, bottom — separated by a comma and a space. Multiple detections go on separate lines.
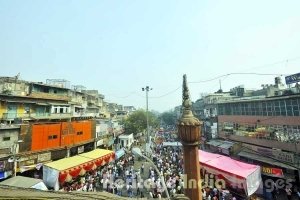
177, 74, 202, 200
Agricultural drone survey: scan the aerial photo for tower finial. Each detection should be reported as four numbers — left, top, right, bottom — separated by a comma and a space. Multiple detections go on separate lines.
182, 74, 193, 118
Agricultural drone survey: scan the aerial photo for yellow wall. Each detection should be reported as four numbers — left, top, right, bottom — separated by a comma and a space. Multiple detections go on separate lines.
0, 102, 27, 118
18, 103, 24, 114
0, 102, 6, 118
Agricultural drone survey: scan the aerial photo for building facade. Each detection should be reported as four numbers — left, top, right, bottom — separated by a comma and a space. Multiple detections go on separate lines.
217, 93, 300, 189
0, 76, 126, 180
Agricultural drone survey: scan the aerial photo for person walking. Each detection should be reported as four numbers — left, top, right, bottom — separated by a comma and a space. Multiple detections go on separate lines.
285, 187, 292, 200
141, 163, 144, 174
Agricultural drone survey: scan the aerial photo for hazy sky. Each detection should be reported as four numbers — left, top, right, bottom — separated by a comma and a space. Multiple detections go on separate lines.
1, 0, 300, 112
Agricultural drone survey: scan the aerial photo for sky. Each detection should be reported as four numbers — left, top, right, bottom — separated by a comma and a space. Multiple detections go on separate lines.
1, 0, 300, 112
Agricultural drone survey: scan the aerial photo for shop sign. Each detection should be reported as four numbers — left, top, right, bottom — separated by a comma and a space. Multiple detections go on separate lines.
262, 166, 284, 177
19, 155, 38, 162
37, 152, 51, 162
243, 144, 295, 164
78, 146, 84, 154
285, 72, 300, 84
22, 159, 35, 165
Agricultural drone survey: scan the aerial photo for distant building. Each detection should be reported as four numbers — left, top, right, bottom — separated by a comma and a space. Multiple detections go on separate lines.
217, 76, 300, 188
123, 106, 136, 113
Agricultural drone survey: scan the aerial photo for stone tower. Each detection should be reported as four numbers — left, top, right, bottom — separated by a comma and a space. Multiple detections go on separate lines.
177, 74, 202, 200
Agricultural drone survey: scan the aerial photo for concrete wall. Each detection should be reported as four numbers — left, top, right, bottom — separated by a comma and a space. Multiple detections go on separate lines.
0, 128, 20, 153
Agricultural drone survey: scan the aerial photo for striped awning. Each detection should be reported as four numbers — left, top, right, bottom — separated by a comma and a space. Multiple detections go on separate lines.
44, 149, 115, 183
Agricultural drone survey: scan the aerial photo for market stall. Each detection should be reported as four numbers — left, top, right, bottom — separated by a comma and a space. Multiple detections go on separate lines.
43, 149, 115, 190
199, 150, 261, 196
115, 148, 126, 160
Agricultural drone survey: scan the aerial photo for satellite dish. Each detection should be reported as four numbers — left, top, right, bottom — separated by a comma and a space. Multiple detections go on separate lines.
8, 157, 14, 163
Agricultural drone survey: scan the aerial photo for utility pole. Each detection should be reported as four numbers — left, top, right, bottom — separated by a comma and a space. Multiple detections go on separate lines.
9, 140, 23, 177
142, 86, 152, 154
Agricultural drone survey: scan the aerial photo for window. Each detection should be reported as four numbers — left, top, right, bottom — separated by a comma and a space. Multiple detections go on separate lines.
262, 102, 267, 116
292, 99, 299, 116
77, 131, 83, 135
267, 102, 273, 116
274, 101, 280, 116
60, 108, 64, 113
256, 102, 263, 116
241, 103, 246, 115
286, 100, 293, 116
250, 102, 255, 115
280, 100, 286, 116
3, 137, 10, 141
246, 103, 251, 115
236, 103, 241, 115
48, 134, 58, 140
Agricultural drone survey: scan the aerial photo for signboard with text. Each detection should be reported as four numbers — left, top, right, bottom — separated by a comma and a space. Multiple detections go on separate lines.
285, 73, 300, 84
262, 166, 284, 177
37, 152, 51, 163
243, 144, 295, 164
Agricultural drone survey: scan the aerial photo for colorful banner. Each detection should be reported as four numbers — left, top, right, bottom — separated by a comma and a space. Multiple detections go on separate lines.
261, 166, 283, 177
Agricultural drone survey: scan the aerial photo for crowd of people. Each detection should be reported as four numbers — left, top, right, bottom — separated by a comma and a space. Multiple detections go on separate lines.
60, 170, 98, 192
58, 130, 244, 199
151, 143, 184, 197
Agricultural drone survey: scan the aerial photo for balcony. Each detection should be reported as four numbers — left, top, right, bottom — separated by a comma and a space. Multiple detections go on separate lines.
2, 113, 31, 120
47, 113, 71, 119
29, 91, 71, 101
87, 98, 96, 104
1, 112, 71, 120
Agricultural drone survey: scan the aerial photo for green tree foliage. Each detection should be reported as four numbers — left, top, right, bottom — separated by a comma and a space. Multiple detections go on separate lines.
159, 110, 177, 126
124, 109, 159, 135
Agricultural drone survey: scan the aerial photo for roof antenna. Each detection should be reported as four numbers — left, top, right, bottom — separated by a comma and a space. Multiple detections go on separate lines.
217, 79, 223, 93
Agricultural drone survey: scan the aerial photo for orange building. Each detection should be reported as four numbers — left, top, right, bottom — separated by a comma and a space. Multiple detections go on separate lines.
30, 120, 94, 151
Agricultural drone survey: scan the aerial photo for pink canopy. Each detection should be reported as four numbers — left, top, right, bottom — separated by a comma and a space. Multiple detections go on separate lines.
198, 150, 261, 196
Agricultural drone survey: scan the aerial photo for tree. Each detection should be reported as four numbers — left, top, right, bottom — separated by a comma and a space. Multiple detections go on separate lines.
124, 109, 159, 135
159, 110, 177, 127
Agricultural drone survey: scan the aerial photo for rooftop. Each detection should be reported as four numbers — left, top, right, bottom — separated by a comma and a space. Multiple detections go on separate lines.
0, 185, 133, 200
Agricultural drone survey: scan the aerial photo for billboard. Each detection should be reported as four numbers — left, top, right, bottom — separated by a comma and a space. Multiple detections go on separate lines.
285, 73, 300, 84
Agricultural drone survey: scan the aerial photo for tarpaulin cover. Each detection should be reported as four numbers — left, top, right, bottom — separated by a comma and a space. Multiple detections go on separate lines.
79, 149, 115, 161
115, 149, 125, 160
43, 149, 115, 190
199, 150, 261, 196
44, 155, 92, 171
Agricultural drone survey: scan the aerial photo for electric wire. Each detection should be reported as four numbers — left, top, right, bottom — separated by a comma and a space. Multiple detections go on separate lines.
188, 72, 289, 84
106, 72, 289, 100
105, 55, 300, 100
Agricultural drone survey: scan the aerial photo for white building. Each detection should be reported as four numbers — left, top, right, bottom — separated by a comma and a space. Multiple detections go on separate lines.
118, 133, 134, 148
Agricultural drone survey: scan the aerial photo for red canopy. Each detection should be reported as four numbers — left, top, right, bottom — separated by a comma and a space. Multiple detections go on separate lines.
198, 150, 261, 196
199, 150, 259, 179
